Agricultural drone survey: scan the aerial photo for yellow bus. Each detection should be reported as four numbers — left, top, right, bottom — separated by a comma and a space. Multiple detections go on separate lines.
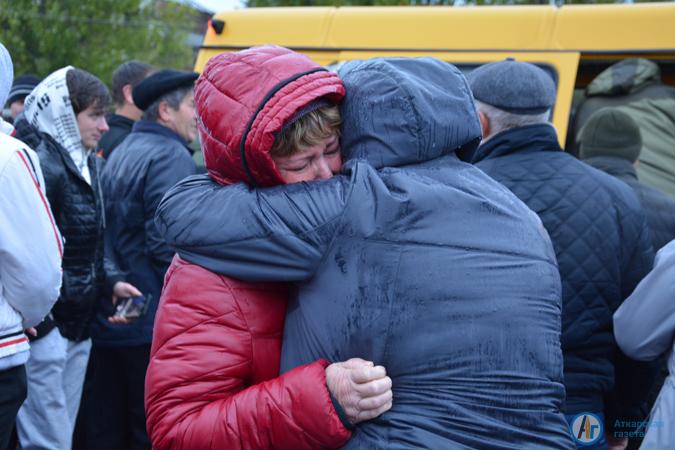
195, 3, 675, 147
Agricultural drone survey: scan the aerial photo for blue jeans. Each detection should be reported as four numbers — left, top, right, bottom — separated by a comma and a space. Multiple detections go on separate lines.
566, 412, 608, 450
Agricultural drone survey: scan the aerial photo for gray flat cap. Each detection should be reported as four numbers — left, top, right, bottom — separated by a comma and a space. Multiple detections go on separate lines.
468, 59, 556, 114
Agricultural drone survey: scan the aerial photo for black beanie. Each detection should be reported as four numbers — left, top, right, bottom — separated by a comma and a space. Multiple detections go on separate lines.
579, 108, 642, 162
7, 74, 42, 105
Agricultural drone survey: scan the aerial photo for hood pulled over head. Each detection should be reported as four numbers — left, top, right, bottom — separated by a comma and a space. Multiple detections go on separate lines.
0, 43, 13, 108
586, 58, 661, 97
337, 57, 481, 169
195, 45, 345, 187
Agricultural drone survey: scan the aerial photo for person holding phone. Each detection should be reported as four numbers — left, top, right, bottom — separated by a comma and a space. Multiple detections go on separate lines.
77, 70, 199, 450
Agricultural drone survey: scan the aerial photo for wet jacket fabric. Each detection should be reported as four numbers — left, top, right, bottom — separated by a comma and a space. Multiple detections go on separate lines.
98, 113, 133, 159
584, 156, 675, 251
92, 120, 196, 347
13, 118, 124, 342
145, 46, 351, 450
571, 59, 675, 198
473, 124, 655, 426
156, 57, 575, 449
614, 240, 675, 449
149, 256, 351, 450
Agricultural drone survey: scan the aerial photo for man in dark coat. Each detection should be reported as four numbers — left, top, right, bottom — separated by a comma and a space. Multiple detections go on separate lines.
469, 59, 655, 450
579, 109, 675, 450
77, 69, 197, 450
155, 57, 574, 449
579, 108, 675, 252
97, 60, 153, 159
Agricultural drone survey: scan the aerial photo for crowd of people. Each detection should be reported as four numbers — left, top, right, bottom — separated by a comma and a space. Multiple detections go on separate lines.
1, 39, 675, 450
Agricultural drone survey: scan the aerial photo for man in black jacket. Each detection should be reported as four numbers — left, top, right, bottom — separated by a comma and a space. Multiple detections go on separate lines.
579, 108, 675, 251
469, 59, 656, 450
13, 67, 140, 450
77, 69, 197, 450
97, 60, 153, 159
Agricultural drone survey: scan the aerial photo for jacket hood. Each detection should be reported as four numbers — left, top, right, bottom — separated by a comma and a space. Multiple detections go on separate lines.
337, 57, 481, 169
0, 43, 12, 108
23, 67, 93, 184
586, 58, 661, 97
195, 45, 345, 187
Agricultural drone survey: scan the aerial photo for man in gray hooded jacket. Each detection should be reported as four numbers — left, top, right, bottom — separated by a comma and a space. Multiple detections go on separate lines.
156, 57, 574, 449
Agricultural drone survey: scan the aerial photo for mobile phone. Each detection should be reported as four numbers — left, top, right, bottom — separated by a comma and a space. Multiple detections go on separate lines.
113, 295, 148, 321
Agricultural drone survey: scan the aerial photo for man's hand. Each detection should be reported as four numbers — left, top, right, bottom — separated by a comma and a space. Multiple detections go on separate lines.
325, 358, 393, 425
606, 433, 628, 450
108, 282, 142, 325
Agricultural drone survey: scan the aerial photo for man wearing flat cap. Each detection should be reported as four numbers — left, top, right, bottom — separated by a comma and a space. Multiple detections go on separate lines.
77, 69, 197, 450
469, 59, 656, 449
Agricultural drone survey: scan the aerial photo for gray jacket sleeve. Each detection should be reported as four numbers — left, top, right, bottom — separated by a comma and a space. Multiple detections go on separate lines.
614, 240, 675, 361
155, 174, 351, 282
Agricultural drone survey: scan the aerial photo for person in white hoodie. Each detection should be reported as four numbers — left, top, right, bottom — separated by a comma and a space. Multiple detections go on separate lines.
0, 42, 63, 448
614, 239, 675, 449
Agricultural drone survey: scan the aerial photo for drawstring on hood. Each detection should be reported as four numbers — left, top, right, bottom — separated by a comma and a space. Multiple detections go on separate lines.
23, 67, 92, 185
195, 45, 345, 188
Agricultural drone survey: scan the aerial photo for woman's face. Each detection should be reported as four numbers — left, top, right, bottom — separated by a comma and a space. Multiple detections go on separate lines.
272, 132, 342, 184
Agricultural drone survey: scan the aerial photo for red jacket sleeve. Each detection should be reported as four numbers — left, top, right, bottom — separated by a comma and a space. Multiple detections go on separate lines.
146, 257, 351, 450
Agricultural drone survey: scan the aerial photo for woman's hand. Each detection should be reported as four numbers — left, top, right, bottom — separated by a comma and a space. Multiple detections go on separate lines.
325, 358, 393, 425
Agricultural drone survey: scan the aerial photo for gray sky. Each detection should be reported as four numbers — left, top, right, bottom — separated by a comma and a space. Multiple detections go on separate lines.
192, 0, 245, 13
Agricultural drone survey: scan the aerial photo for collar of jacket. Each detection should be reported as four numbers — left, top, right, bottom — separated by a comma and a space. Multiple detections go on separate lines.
46, 131, 97, 188
471, 123, 560, 163
583, 155, 638, 181
14, 117, 94, 187
106, 113, 134, 131
0, 118, 14, 136
132, 120, 194, 155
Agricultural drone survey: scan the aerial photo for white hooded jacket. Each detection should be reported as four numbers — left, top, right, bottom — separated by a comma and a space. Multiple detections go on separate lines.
0, 43, 62, 370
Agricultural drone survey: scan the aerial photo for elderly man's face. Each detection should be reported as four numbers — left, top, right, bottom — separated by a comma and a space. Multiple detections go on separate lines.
164, 90, 197, 144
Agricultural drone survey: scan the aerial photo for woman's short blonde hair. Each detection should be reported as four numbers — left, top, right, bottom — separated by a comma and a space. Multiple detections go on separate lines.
271, 104, 342, 157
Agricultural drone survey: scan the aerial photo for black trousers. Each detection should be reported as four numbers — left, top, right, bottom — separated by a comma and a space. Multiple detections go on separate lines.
0, 365, 26, 450
73, 345, 151, 450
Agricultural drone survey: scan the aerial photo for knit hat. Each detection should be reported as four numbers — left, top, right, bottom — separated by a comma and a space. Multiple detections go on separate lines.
468, 59, 556, 114
579, 108, 642, 162
7, 74, 42, 106
132, 69, 198, 111
0, 43, 13, 108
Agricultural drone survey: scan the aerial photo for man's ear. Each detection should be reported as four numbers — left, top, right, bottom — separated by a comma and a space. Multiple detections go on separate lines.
122, 84, 134, 106
157, 100, 172, 123
478, 111, 490, 140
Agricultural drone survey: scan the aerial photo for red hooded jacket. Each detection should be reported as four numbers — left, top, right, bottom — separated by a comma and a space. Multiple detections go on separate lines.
145, 46, 349, 450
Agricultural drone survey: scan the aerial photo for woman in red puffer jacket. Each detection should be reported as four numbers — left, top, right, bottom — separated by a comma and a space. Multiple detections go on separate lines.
145, 46, 393, 450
